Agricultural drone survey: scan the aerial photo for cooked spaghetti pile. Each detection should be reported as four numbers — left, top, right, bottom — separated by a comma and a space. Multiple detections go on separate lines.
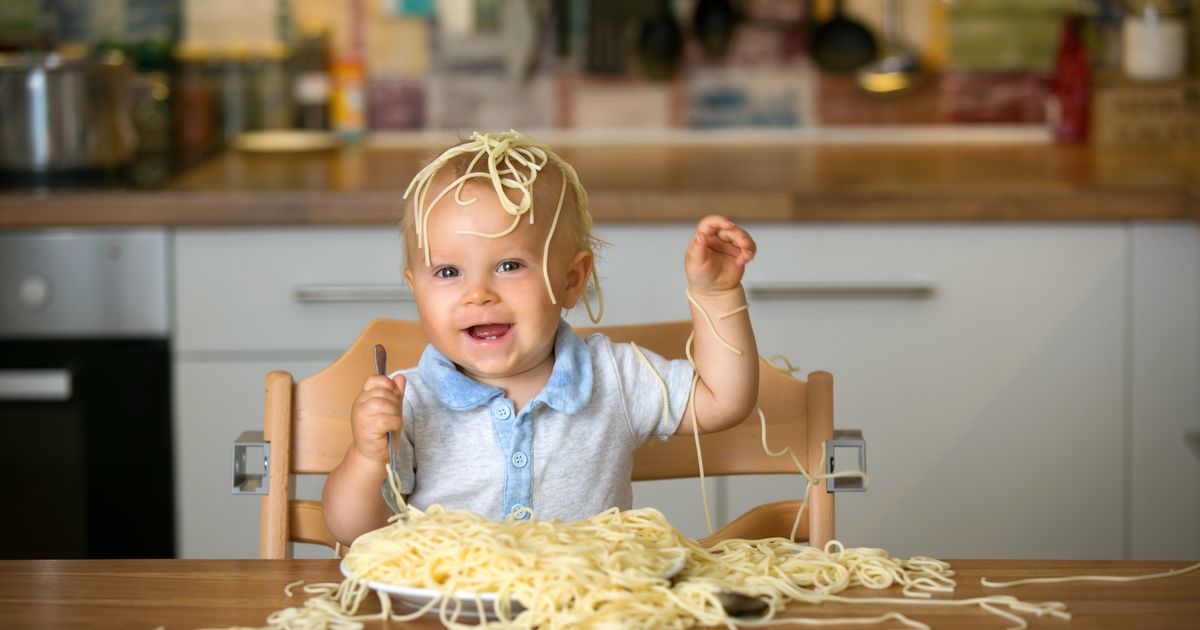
344, 504, 689, 625
259, 505, 1073, 630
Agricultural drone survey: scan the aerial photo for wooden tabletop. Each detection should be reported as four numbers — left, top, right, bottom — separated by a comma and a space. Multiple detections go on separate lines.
1, 558, 1197, 629
1, 142, 1197, 227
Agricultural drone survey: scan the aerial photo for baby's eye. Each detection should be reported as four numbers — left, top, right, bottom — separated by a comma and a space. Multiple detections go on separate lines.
496, 260, 522, 273
434, 266, 459, 279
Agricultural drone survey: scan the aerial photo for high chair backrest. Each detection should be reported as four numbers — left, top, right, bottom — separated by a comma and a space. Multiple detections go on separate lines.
260, 319, 835, 558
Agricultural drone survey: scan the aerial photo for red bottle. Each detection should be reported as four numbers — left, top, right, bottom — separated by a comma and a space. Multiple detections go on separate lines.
1051, 13, 1090, 143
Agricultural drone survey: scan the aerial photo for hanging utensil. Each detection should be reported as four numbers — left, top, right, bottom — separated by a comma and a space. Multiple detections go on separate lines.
374, 344, 407, 517
693, 0, 740, 57
808, 0, 877, 73
855, 0, 924, 95
636, 0, 685, 80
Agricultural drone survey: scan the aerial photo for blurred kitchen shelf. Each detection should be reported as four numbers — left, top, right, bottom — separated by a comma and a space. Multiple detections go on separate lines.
1, 142, 1197, 227
366, 126, 1054, 147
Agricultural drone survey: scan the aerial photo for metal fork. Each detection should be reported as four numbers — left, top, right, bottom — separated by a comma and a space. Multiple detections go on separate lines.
374, 344, 407, 517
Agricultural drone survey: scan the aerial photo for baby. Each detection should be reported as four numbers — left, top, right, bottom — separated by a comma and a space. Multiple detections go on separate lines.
323, 131, 759, 546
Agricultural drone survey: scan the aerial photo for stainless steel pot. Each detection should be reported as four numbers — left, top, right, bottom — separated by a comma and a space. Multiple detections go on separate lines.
0, 54, 137, 173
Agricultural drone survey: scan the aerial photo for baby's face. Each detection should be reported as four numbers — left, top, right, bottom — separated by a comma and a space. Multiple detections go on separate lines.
404, 182, 588, 383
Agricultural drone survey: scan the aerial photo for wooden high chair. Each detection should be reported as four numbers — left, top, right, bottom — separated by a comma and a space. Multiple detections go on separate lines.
250, 319, 851, 559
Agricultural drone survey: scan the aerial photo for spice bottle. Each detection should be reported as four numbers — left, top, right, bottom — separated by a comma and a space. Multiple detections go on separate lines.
292, 26, 332, 130
1121, 0, 1190, 81
331, 0, 367, 141
1050, 13, 1090, 143
174, 42, 216, 170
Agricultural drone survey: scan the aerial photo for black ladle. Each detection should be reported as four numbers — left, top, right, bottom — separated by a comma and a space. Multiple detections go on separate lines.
636, 0, 685, 80
809, 0, 877, 73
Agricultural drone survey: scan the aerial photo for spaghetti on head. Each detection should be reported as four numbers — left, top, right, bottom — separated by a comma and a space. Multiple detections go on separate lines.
400, 130, 604, 323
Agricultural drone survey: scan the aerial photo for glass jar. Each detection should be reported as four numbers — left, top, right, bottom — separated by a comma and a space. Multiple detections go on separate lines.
216, 44, 255, 145
291, 27, 332, 130
1121, 0, 1190, 81
252, 42, 292, 130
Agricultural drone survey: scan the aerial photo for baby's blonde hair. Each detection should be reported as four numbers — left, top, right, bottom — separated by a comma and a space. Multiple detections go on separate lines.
399, 130, 603, 322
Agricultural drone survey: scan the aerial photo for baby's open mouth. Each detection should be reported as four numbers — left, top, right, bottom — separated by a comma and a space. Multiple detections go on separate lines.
466, 323, 512, 340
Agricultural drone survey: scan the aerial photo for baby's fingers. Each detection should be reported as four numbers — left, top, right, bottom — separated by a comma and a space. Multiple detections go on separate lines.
719, 226, 756, 265
363, 374, 401, 392
696, 216, 756, 265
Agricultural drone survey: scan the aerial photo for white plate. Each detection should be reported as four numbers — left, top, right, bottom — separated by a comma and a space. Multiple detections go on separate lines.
340, 555, 687, 620
339, 560, 516, 620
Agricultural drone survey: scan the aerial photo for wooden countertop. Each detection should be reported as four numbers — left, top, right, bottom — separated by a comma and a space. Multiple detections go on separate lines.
1, 142, 1197, 227
1, 558, 1198, 628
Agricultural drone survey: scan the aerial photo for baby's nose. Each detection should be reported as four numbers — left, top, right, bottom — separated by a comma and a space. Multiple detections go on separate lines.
462, 280, 499, 306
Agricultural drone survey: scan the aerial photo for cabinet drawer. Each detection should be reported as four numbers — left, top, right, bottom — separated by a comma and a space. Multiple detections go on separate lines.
175, 227, 416, 353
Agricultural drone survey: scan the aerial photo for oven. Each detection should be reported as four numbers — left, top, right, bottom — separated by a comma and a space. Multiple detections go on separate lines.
0, 229, 174, 558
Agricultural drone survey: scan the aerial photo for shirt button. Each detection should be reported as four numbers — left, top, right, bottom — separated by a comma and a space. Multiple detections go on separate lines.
511, 504, 529, 519
494, 405, 512, 420
511, 451, 528, 468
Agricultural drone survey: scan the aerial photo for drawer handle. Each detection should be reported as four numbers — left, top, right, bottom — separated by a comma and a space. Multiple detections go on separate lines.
0, 369, 72, 401
294, 284, 414, 303
747, 281, 936, 300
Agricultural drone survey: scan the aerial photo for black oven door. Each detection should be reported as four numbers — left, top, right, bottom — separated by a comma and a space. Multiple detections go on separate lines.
0, 339, 174, 559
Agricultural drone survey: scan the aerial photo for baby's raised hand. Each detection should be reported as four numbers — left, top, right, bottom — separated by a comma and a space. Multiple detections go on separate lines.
684, 215, 757, 295
350, 373, 406, 464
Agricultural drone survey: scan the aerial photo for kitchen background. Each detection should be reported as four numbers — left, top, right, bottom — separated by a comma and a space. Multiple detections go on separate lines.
1, 0, 1198, 564
1, 0, 1197, 185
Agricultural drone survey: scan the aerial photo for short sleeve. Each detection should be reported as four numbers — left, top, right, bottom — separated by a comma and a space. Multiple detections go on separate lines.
599, 337, 694, 444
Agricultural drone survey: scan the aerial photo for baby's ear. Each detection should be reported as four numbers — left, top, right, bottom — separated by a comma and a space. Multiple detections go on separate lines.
561, 249, 593, 309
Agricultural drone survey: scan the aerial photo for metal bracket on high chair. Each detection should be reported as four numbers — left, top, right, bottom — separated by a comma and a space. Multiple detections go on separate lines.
231, 430, 270, 495
825, 429, 867, 492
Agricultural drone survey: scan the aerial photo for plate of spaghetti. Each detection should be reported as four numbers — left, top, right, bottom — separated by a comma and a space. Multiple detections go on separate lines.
337, 504, 692, 622
339, 553, 687, 620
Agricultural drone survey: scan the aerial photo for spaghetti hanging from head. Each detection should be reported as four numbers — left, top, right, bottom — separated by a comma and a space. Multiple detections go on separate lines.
402, 130, 604, 323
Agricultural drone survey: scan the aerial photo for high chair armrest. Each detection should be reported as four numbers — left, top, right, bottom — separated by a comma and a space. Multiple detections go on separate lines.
231, 430, 270, 495
825, 429, 867, 492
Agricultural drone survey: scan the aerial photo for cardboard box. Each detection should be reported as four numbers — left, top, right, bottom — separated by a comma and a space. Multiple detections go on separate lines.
1091, 80, 1200, 145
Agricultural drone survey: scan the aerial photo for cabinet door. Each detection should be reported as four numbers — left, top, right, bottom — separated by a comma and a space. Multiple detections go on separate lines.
174, 359, 335, 559
175, 227, 416, 353
725, 224, 1127, 559
1130, 222, 1200, 560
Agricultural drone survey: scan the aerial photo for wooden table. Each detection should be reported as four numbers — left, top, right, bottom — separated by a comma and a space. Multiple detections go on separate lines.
1, 559, 1197, 629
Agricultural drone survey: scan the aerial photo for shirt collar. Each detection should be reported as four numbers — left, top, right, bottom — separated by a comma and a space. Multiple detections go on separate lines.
417, 319, 593, 414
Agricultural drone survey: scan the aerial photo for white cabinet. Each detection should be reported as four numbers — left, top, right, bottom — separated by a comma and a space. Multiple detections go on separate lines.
740, 224, 1128, 559
174, 358, 331, 559
589, 223, 1130, 559
173, 227, 411, 558
1130, 222, 1200, 561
